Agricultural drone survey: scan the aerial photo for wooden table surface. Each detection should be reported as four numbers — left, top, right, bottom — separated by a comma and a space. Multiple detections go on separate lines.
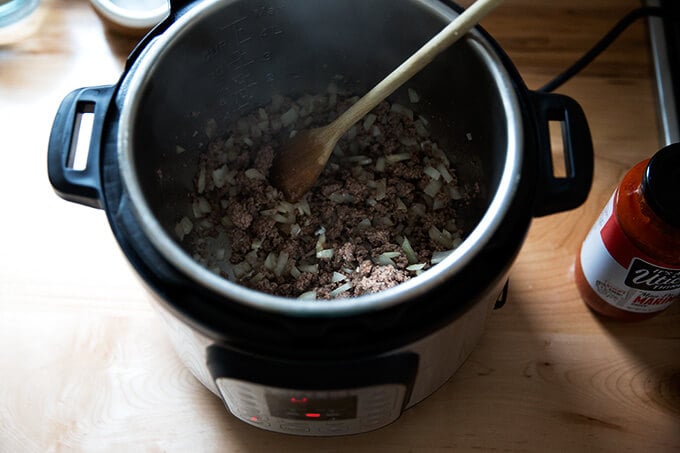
1, 0, 678, 451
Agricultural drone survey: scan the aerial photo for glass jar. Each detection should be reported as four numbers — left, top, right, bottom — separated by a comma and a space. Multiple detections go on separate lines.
574, 143, 680, 321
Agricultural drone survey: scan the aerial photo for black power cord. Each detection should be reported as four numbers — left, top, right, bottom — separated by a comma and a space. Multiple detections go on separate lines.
539, 6, 669, 93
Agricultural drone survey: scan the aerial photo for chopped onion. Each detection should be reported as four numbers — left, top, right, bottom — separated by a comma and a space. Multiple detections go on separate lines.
197, 165, 206, 194
385, 153, 411, 163
232, 260, 252, 279
259, 209, 277, 216
277, 200, 296, 214
264, 252, 277, 271
215, 248, 225, 260
316, 248, 334, 259
257, 120, 269, 133
296, 198, 311, 216
375, 157, 386, 172
298, 264, 319, 273
401, 237, 418, 264
246, 250, 259, 264
372, 125, 382, 137
375, 255, 395, 266
363, 113, 377, 131
375, 179, 387, 201
290, 266, 301, 279
243, 137, 254, 147
381, 251, 401, 259
437, 163, 454, 183
245, 168, 265, 180
423, 166, 441, 180
374, 216, 394, 227
396, 198, 408, 211
432, 197, 447, 211
274, 251, 289, 277
449, 186, 464, 200
399, 137, 418, 147
250, 272, 265, 284
281, 107, 298, 127
290, 223, 302, 236
329, 192, 355, 203
175, 217, 193, 240
273, 213, 294, 224
466, 132, 473, 141
415, 121, 429, 138
329, 282, 353, 297
192, 197, 212, 218
390, 103, 414, 120
406, 263, 426, 271
452, 237, 463, 248
176, 145, 186, 154
408, 88, 420, 103
431, 250, 453, 264
357, 218, 371, 229
315, 226, 326, 236
347, 155, 372, 165
423, 179, 442, 198
430, 143, 450, 166
298, 290, 317, 300
258, 108, 268, 120
429, 226, 454, 248
212, 165, 228, 188
332, 272, 347, 283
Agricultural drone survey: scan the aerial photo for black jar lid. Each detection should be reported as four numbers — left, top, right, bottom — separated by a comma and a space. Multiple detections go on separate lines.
642, 143, 680, 228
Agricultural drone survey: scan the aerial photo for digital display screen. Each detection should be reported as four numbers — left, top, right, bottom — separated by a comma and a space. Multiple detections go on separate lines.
266, 394, 357, 421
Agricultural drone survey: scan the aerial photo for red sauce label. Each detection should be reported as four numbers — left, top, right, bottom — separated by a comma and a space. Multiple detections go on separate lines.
580, 193, 680, 313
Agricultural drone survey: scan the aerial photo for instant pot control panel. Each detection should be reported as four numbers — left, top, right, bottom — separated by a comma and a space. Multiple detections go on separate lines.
207, 346, 418, 436
216, 379, 406, 435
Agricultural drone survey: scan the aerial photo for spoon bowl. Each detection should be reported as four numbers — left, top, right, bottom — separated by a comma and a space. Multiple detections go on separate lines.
270, 0, 504, 201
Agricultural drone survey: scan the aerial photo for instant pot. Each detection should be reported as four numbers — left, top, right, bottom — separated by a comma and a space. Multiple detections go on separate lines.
48, 0, 593, 436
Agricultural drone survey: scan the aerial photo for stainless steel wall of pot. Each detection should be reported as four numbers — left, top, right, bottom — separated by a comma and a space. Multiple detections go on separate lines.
47, 0, 593, 436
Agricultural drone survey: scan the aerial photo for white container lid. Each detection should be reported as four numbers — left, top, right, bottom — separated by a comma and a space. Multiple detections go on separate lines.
89, 0, 169, 34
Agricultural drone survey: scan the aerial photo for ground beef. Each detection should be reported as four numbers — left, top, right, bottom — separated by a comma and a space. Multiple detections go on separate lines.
175, 86, 477, 299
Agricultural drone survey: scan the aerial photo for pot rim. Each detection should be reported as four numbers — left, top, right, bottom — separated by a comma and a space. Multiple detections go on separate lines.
117, 0, 524, 317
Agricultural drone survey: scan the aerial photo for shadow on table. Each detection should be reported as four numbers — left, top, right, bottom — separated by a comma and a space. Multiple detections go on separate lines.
592, 301, 680, 415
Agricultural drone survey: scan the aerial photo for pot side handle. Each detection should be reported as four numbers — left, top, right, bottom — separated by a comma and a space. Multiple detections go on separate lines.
528, 91, 594, 217
47, 85, 115, 209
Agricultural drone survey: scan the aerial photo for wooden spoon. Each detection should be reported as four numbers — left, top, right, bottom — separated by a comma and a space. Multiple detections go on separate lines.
269, 0, 504, 201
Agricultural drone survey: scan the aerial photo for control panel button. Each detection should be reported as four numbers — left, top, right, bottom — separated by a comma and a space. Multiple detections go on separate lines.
280, 422, 311, 434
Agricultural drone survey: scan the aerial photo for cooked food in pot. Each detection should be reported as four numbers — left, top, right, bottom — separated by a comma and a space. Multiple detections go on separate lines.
175, 84, 479, 299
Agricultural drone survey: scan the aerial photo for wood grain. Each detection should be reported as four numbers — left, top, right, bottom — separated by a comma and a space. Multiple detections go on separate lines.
1, 0, 678, 452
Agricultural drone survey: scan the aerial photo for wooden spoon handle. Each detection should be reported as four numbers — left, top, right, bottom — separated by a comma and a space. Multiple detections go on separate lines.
327, 0, 504, 138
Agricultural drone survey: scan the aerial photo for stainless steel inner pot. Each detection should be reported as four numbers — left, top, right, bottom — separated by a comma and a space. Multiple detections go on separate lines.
117, 0, 522, 315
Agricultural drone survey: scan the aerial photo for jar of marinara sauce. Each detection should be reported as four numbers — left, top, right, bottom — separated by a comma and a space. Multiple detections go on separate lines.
575, 144, 680, 321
